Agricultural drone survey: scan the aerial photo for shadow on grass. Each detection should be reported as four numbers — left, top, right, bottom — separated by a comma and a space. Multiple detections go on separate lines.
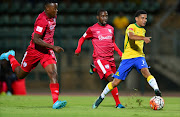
17, 106, 52, 109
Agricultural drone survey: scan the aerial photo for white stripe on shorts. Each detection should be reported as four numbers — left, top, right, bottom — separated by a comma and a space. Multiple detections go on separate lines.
97, 59, 106, 74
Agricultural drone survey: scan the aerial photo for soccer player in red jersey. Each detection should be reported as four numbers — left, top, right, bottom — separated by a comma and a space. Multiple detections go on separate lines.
0, 0, 67, 109
75, 9, 125, 108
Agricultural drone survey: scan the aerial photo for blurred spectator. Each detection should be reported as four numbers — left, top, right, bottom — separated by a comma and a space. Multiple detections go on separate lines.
0, 60, 17, 95
113, 11, 129, 35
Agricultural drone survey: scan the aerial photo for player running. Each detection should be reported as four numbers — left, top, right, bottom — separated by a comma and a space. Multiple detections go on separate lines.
92, 10, 162, 109
0, 0, 67, 109
75, 9, 125, 108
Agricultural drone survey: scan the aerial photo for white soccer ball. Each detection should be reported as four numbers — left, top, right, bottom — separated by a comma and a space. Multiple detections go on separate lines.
149, 96, 164, 110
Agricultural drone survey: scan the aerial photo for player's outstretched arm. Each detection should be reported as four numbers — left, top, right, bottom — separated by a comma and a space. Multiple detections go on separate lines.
33, 33, 64, 53
128, 32, 151, 44
75, 37, 86, 56
114, 43, 122, 57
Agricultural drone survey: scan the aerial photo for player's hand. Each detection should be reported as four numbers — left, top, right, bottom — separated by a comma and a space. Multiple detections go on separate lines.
144, 37, 151, 44
53, 46, 64, 53
75, 52, 80, 56
75, 48, 81, 56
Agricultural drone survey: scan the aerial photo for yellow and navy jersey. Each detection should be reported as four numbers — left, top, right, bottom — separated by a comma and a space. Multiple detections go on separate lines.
121, 23, 146, 60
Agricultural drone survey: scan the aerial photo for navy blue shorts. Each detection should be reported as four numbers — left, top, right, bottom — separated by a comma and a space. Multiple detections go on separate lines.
113, 57, 149, 80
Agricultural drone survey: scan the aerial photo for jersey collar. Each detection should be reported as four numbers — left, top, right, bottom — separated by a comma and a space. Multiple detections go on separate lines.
43, 11, 52, 19
97, 22, 107, 27
135, 23, 143, 28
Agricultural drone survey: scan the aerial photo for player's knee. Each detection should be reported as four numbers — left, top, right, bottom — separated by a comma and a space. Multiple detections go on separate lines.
106, 74, 114, 82
141, 68, 151, 78
112, 82, 118, 87
112, 79, 121, 87
48, 70, 58, 78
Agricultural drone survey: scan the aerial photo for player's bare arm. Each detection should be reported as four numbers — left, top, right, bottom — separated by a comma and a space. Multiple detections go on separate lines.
128, 32, 151, 44
33, 33, 64, 53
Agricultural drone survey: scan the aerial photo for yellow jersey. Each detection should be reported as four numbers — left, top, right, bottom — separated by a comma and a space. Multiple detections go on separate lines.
121, 23, 146, 60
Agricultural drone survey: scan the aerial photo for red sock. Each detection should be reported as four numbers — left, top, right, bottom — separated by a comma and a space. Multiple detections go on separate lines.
111, 87, 121, 106
8, 55, 20, 72
93, 68, 97, 72
50, 83, 59, 104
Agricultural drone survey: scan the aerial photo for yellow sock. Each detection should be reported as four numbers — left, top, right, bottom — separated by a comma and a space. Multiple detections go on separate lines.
147, 75, 159, 90
101, 82, 114, 98
147, 75, 154, 82
107, 82, 113, 90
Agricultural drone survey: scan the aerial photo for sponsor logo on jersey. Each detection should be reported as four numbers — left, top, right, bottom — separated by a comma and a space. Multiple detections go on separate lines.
98, 35, 112, 40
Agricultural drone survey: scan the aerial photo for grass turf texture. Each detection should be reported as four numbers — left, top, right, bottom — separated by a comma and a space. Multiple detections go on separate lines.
0, 96, 179, 117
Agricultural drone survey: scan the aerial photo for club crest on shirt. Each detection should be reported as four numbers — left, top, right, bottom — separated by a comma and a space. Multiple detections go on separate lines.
49, 25, 55, 30
105, 64, 110, 69
108, 29, 112, 34
53, 18, 56, 22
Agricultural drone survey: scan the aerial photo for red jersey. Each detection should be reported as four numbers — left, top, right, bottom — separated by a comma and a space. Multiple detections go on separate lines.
27, 11, 56, 53
83, 23, 115, 60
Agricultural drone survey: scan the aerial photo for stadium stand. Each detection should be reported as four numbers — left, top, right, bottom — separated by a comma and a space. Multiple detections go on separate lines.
3, 0, 179, 93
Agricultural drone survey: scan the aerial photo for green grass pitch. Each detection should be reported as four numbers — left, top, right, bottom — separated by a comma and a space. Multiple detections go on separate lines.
0, 95, 180, 117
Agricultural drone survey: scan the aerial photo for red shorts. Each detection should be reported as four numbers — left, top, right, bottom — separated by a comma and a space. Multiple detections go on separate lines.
93, 59, 116, 79
21, 48, 57, 72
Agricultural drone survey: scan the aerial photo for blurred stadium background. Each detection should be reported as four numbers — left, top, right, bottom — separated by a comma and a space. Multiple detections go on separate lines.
0, 0, 179, 95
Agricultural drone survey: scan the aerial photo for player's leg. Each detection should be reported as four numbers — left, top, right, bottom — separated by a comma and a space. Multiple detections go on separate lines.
89, 63, 96, 74
108, 66, 125, 108
0, 50, 29, 79
92, 78, 122, 109
135, 57, 161, 96
44, 63, 67, 109
141, 68, 161, 96
92, 59, 132, 109
41, 50, 67, 109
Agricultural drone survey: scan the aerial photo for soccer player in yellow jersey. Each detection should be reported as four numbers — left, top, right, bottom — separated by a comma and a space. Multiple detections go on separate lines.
92, 10, 162, 109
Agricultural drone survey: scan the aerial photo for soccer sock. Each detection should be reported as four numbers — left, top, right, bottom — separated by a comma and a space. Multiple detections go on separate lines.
147, 75, 159, 90
50, 83, 59, 104
93, 68, 97, 72
8, 55, 20, 72
101, 82, 114, 99
111, 87, 121, 106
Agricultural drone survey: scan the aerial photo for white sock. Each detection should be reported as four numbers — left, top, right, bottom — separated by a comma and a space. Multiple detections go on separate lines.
101, 82, 113, 98
148, 78, 159, 91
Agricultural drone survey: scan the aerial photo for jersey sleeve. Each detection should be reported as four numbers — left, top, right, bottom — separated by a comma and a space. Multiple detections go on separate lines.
112, 30, 122, 57
126, 24, 135, 34
82, 27, 93, 40
34, 17, 47, 35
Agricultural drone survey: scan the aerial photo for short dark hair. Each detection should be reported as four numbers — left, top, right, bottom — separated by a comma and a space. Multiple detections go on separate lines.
135, 10, 147, 17
45, 0, 58, 6
97, 9, 107, 16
